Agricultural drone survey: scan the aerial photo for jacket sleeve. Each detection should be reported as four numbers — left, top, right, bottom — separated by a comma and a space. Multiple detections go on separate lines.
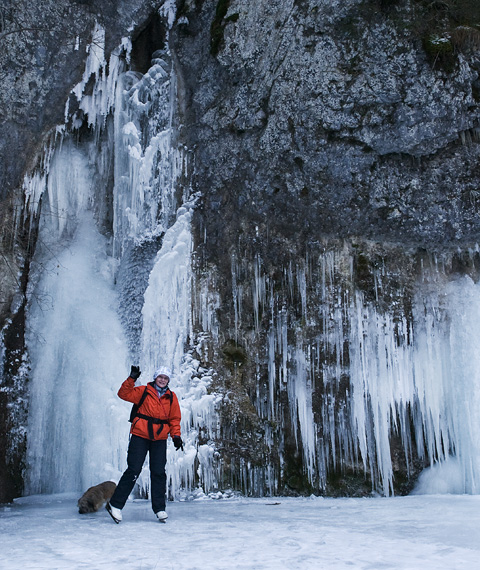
118, 377, 145, 404
168, 392, 182, 438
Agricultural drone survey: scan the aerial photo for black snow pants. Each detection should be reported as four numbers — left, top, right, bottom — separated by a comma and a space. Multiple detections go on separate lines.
110, 435, 167, 513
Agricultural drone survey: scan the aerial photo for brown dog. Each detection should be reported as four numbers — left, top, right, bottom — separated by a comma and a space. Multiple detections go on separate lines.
78, 481, 117, 514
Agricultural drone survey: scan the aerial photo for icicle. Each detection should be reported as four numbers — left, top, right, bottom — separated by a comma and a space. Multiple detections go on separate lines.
112, 49, 184, 257
159, 0, 178, 30
69, 25, 129, 130
241, 245, 480, 496
297, 263, 307, 320
231, 254, 242, 342
253, 254, 266, 331
288, 345, 316, 481
268, 326, 276, 418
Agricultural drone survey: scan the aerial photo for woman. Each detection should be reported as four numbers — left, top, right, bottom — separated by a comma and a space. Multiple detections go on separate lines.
106, 365, 183, 523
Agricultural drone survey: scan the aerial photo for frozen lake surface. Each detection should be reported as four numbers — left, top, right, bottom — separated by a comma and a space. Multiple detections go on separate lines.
1, 494, 479, 569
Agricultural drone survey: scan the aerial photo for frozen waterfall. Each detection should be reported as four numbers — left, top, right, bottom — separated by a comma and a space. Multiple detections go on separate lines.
19, 18, 480, 500
25, 142, 130, 494
23, 21, 210, 498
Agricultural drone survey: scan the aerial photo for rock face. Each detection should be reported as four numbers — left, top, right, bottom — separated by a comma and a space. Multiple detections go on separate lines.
0, 0, 160, 199
2, 0, 480, 501
174, 0, 480, 249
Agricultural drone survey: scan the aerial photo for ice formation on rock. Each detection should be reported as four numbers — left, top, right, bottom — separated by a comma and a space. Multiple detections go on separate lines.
20, 18, 480, 500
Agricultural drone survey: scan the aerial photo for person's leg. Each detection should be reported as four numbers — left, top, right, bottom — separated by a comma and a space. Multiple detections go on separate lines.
110, 435, 149, 509
149, 439, 167, 514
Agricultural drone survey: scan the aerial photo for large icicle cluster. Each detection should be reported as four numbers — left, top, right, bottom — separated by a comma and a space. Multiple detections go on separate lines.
224, 248, 480, 496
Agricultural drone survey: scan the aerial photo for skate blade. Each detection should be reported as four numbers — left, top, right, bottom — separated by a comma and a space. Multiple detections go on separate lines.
105, 503, 121, 524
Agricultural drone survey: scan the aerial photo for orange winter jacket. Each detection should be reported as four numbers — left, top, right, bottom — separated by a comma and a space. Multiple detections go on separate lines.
118, 377, 181, 441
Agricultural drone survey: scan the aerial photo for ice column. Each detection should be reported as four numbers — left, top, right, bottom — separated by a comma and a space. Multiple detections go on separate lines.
138, 205, 220, 496
413, 276, 480, 493
112, 49, 184, 257
140, 206, 193, 377
25, 142, 129, 494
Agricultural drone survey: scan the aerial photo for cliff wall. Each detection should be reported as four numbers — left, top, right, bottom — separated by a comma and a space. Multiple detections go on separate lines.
1, 0, 480, 500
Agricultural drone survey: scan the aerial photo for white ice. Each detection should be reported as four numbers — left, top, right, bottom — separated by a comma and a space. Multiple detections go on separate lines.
1, 494, 479, 570
24, 141, 130, 494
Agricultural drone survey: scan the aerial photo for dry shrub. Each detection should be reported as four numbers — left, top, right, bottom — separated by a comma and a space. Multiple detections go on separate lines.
450, 25, 480, 53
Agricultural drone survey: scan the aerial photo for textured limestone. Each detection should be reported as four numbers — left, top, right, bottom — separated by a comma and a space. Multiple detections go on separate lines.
173, 0, 480, 249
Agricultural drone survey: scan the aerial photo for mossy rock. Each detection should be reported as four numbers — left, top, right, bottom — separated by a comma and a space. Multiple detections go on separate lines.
210, 0, 232, 56
221, 339, 247, 367
423, 34, 456, 72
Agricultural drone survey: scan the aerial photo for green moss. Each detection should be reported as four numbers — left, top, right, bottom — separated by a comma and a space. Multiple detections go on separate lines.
422, 34, 456, 72
424, 34, 453, 55
225, 12, 239, 23
222, 339, 247, 367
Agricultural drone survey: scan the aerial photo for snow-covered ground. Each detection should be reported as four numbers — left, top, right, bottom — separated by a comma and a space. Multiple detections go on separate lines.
1, 494, 479, 569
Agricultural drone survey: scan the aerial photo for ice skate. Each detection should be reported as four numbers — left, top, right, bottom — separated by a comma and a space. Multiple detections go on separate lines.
106, 502, 122, 524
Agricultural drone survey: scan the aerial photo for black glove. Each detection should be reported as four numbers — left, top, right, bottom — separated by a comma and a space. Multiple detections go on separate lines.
130, 365, 141, 380
173, 436, 184, 451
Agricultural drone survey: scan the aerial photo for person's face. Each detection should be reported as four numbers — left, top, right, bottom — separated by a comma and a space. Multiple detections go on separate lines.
154, 374, 169, 389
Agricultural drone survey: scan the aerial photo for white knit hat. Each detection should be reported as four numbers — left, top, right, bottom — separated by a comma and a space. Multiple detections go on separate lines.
153, 366, 172, 380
